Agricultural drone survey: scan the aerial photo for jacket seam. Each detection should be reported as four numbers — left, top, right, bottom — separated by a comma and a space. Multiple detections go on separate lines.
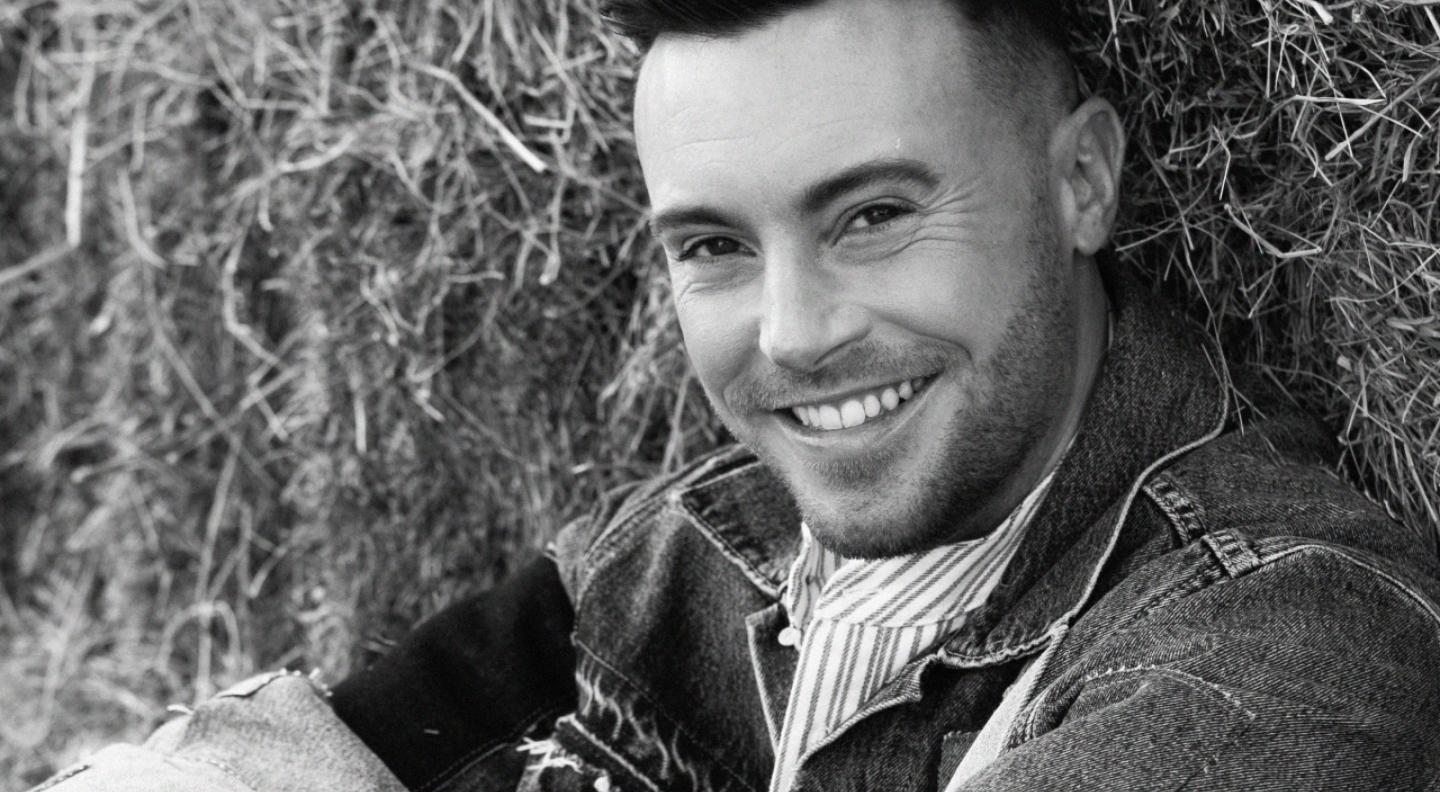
1020, 664, 1257, 745
1201, 529, 1264, 578
1175, 695, 1257, 791
571, 496, 667, 609
574, 638, 761, 792
170, 754, 256, 791
1259, 542, 1440, 632
1133, 560, 1226, 623
565, 449, 748, 607
675, 497, 784, 597
1077, 666, 1256, 719
1059, 347, 1231, 631
562, 716, 664, 792
674, 460, 793, 594
1141, 471, 1208, 546
679, 458, 765, 496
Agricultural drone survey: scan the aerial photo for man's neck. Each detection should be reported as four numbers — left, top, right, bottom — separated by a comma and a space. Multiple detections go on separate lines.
968, 259, 1110, 541
1041, 258, 1111, 479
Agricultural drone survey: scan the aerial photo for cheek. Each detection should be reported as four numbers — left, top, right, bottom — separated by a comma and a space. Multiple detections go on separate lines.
859, 246, 1024, 351
674, 292, 757, 406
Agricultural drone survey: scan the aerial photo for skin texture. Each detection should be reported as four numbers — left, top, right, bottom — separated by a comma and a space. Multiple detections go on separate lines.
635, 0, 1125, 557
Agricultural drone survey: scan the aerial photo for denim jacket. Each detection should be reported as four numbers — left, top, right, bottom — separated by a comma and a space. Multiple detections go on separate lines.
34, 261, 1440, 792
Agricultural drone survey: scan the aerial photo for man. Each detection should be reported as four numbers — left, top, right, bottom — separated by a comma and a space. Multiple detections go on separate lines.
34, 0, 1440, 790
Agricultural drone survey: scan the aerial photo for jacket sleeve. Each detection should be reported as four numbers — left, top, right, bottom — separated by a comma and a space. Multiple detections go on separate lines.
28, 554, 577, 792
958, 539, 1440, 792
330, 554, 578, 791
29, 671, 408, 792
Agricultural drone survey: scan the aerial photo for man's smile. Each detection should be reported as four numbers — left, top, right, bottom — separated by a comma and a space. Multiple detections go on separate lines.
782, 375, 934, 431
773, 373, 940, 457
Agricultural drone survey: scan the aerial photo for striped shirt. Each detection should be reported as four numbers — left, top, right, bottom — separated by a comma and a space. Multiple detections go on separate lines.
769, 472, 1057, 792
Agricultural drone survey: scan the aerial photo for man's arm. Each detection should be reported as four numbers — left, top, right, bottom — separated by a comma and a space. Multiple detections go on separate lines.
29, 555, 577, 792
959, 541, 1440, 791
331, 554, 578, 791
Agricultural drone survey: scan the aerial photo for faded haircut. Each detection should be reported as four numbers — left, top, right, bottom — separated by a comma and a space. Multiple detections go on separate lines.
600, 0, 1078, 118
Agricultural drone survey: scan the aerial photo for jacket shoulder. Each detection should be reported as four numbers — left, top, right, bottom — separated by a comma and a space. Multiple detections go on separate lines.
1141, 409, 1438, 577
548, 444, 759, 602
1080, 407, 1440, 662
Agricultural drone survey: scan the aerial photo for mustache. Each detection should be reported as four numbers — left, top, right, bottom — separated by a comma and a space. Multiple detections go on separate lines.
723, 343, 953, 411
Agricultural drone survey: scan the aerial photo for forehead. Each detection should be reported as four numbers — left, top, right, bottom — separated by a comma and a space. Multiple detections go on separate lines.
634, 0, 1002, 211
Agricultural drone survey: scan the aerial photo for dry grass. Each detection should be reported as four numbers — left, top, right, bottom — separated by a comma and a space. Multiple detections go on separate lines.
0, 0, 1436, 786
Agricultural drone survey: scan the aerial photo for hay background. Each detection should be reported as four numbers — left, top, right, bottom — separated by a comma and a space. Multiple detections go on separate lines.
1, 0, 1436, 786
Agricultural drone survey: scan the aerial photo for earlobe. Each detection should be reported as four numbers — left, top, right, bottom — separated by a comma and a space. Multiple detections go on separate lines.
1055, 97, 1126, 257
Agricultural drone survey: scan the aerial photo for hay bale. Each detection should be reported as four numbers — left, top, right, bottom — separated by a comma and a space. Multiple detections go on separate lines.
1075, 0, 1440, 535
0, 0, 1435, 784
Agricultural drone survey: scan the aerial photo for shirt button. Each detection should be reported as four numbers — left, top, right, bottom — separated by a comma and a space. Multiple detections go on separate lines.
777, 626, 802, 647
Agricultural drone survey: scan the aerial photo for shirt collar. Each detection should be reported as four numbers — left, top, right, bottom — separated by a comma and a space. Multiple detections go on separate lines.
781, 468, 1059, 632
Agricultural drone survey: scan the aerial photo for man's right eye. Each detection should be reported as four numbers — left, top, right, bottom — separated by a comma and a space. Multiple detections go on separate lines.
677, 236, 748, 261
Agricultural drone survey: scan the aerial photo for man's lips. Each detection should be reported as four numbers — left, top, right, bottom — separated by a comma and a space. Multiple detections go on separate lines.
778, 375, 934, 432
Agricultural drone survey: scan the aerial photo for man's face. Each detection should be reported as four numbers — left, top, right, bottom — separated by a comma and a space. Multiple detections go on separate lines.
635, 0, 1084, 557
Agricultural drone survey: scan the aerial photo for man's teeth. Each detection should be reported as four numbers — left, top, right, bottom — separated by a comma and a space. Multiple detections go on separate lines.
789, 378, 928, 431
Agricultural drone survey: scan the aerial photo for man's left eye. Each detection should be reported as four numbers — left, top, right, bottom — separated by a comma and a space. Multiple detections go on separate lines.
848, 204, 910, 230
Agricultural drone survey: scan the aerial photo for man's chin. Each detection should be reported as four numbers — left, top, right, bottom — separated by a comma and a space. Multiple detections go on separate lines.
800, 504, 932, 559
787, 479, 940, 559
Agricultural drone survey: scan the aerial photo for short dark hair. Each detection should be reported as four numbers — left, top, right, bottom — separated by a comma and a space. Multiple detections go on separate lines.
600, 0, 1075, 112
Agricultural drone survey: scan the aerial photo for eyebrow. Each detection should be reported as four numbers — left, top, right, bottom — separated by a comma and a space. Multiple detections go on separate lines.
797, 158, 940, 217
647, 157, 941, 239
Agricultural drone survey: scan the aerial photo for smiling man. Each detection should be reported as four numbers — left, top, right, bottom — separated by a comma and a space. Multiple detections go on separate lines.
634, 0, 1109, 559
31, 1, 1440, 791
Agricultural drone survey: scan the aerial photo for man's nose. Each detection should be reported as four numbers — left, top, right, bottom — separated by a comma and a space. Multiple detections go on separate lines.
757, 259, 870, 372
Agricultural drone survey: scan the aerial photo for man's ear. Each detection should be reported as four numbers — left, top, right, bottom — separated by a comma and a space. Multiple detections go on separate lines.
1051, 96, 1126, 257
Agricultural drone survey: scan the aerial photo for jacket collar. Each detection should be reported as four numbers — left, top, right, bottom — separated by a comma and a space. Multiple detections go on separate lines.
676, 258, 1229, 654
939, 260, 1229, 663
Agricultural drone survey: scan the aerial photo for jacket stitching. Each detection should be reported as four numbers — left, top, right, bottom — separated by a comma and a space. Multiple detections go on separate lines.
1133, 561, 1226, 623
1003, 366, 1230, 745
1141, 472, 1207, 545
676, 498, 783, 598
563, 716, 664, 792
1258, 543, 1440, 632
1176, 696, 1257, 791
573, 497, 666, 608
171, 754, 256, 790
939, 633, 1048, 665
1077, 666, 1257, 718
586, 497, 665, 575
1020, 664, 1256, 744
676, 456, 766, 497
574, 638, 761, 792
568, 451, 744, 607
1059, 348, 1231, 632
1201, 529, 1263, 578
1021, 541, 1437, 745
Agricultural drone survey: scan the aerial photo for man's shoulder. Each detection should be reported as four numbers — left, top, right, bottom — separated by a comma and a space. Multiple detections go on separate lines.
1107, 405, 1440, 641
1148, 407, 1436, 566
1042, 412, 1440, 742
549, 444, 799, 602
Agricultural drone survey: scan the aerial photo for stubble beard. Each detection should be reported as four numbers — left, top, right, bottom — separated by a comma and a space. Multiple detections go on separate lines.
719, 250, 1074, 560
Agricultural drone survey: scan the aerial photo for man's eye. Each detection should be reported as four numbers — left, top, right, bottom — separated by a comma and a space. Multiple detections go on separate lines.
678, 236, 747, 260
848, 204, 911, 230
